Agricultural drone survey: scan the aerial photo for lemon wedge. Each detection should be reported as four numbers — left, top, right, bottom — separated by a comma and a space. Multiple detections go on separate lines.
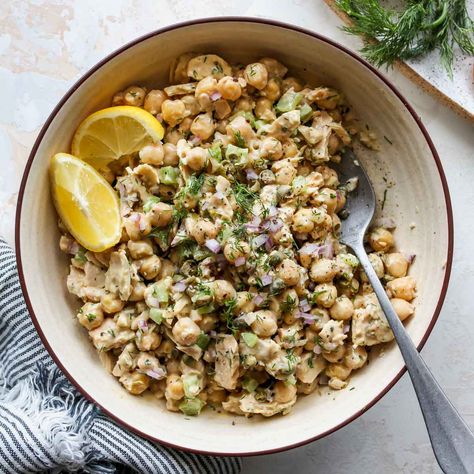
50, 153, 121, 252
71, 106, 164, 169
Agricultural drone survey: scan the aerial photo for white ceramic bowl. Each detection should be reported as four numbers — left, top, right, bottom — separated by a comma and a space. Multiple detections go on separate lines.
16, 18, 453, 456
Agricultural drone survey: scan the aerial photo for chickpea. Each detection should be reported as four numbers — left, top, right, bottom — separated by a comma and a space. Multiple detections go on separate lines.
387, 276, 416, 301
211, 280, 237, 305
325, 363, 351, 381
292, 209, 315, 233
328, 134, 341, 155
181, 94, 200, 116
275, 164, 297, 185
369, 227, 394, 253
195, 76, 218, 96
139, 255, 162, 280
127, 239, 153, 259
335, 191, 346, 213
260, 137, 283, 160
283, 140, 299, 158
199, 315, 218, 333
182, 146, 208, 171
316, 166, 339, 188
213, 99, 231, 120
329, 295, 354, 321
235, 291, 256, 313
322, 344, 346, 363
313, 283, 337, 308
163, 143, 179, 166
344, 346, 368, 370
129, 281, 146, 302
178, 117, 193, 134
136, 331, 161, 351
161, 99, 187, 127
391, 298, 415, 321
112, 91, 125, 106
223, 238, 250, 264
244, 63, 268, 90
255, 97, 276, 121
144, 89, 167, 115
274, 380, 297, 403
190, 113, 215, 140
164, 128, 182, 145
172, 317, 201, 346
158, 259, 176, 279
328, 378, 347, 390
139, 143, 164, 166
314, 188, 338, 214
309, 258, 337, 283
124, 86, 146, 107
119, 372, 149, 395
101, 293, 125, 314
166, 359, 181, 375
217, 76, 242, 101
259, 57, 288, 78
148, 202, 173, 228
77, 302, 104, 330
156, 339, 174, 357
384, 253, 409, 278
250, 310, 278, 337
308, 308, 330, 332
261, 77, 281, 102
165, 374, 185, 400
188, 218, 217, 245
281, 77, 304, 93
276, 259, 300, 286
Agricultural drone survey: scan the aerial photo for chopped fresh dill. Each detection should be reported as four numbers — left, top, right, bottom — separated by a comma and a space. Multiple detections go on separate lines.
381, 188, 388, 210
232, 183, 258, 214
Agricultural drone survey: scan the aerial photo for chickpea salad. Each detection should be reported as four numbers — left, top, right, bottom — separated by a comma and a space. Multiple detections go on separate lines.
57, 53, 417, 418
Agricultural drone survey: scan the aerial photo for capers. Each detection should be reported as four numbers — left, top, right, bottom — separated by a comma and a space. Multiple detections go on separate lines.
259, 169, 276, 185
268, 250, 285, 267
269, 277, 285, 295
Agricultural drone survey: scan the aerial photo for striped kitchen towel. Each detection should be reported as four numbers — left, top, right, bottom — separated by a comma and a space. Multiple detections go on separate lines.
0, 238, 241, 474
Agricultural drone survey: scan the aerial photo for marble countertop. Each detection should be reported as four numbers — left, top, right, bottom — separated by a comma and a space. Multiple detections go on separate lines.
1, 1, 473, 472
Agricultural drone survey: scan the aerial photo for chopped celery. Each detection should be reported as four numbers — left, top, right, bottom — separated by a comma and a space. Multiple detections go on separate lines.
275, 90, 303, 113
183, 373, 202, 398
149, 308, 164, 325
341, 254, 359, 268
196, 332, 211, 350
230, 110, 256, 126
208, 143, 222, 161
197, 303, 216, 314
241, 332, 258, 348
242, 377, 258, 393
179, 397, 205, 416
193, 246, 212, 262
74, 248, 87, 263
159, 166, 180, 185
143, 196, 160, 213
285, 374, 297, 386
225, 144, 248, 160
299, 103, 313, 122
253, 119, 268, 131
152, 282, 169, 304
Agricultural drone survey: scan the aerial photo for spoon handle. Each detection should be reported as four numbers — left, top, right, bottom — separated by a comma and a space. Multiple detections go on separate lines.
352, 244, 474, 474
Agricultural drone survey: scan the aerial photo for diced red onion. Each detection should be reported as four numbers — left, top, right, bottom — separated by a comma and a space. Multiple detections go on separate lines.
68, 241, 80, 255
296, 311, 315, 324
215, 190, 225, 200
235, 256, 246, 267
209, 330, 217, 338
205, 239, 221, 254
234, 312, 256, 325
253, 234, 268, 248
319, 374, 329, 385
263, 218, 283, 234
201, 201, 209, 211
373, 217, 396, 229
261, 274, 273, 286
343, 324, 350, 334
156, 113, 163, 122
267, 206, 278, 218
253, 294, 265, 305
148, 296, 161, 308
313, 345, 322, 355
173, 281, 187, 292
130, 213, 140, 224
146, 368, 166, 380
189, 135, 201, 145
299, 299, 311, 312
246, 168, 259, 181
308, 281, 316, 291
138, 319, 148, 331
265, 236, 274, 252
210, 91, 222, 101
299, 243, 320, 256
138, 214, 147, 232
404, 253, 416, 264
319, 242, 334, 259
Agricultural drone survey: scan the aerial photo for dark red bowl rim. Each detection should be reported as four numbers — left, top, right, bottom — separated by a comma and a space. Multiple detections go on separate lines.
15, 16, 453, 457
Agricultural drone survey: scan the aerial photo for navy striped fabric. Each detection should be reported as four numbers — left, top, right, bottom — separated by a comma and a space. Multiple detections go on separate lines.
0, 239, 241, 474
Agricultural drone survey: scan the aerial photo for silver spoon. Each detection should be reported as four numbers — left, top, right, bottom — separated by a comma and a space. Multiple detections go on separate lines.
335, 149, 474, 474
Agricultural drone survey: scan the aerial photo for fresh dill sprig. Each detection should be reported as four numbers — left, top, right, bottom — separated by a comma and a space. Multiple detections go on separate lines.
335, 0, 474, 77
232, 183, 259, 214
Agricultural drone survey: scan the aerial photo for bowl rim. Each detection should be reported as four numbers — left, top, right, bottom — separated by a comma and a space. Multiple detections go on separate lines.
15, 16, 453, 457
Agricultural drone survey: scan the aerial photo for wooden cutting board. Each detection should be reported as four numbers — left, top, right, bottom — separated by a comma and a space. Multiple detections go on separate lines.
324, 0, 474, 122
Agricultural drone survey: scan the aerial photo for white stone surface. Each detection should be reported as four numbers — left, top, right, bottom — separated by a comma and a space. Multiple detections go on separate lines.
0, 1, 473, 472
